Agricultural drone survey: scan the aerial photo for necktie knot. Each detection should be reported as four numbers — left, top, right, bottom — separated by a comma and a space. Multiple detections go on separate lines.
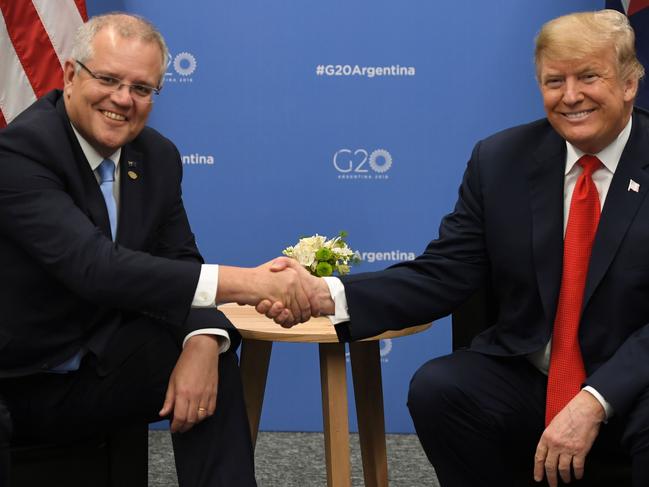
98, 159, 115, 183
578, 155, 601, 177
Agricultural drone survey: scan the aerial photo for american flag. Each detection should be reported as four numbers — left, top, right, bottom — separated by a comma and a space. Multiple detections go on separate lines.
606, 0, 649, 109
0, 0, 87, 128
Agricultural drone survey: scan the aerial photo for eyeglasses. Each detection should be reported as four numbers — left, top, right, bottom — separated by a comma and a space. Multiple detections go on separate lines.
76, 60, 161, 103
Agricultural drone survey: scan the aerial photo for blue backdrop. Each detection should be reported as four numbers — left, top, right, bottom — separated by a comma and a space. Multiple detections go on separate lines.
88, 0, 602, 433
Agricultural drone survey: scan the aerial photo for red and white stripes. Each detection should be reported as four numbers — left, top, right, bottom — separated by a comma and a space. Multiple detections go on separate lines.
0, 0, 87, 127
620, 0, 649, 16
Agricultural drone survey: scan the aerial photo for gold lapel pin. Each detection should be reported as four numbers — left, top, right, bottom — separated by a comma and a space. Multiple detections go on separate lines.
127, 170, 138, 180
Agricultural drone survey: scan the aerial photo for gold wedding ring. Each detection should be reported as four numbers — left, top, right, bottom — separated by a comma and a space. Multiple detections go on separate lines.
198, 407, 207, 413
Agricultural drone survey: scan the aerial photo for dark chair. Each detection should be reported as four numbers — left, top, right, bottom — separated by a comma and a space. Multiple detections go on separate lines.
0, 397, 148, 487
452, 287, 632, 487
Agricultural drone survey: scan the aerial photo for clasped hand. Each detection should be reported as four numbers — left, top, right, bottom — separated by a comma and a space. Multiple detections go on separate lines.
159, 258, 333, 432
252, 257, 334, 327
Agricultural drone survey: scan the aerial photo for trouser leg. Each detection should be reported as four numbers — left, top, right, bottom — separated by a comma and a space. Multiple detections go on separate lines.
407, 351, 547, 487
1, 320, 178, 443
0, 399, 10, 486
1, 319, 255, 486
616, 387, 649, 487
172, 351, 256, 487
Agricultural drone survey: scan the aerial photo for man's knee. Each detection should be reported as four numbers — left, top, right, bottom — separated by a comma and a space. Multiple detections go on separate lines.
408, 356, 464, 421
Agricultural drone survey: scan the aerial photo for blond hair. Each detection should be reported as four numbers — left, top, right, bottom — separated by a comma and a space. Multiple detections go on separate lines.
535, 9, 644, 82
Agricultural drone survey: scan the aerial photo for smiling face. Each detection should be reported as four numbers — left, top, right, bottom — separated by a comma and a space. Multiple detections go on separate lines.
539, 48, 638, 154
63, 27, 163, 157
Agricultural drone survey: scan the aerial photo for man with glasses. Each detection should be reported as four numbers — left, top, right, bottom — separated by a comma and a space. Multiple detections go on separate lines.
0, 13, 311, 486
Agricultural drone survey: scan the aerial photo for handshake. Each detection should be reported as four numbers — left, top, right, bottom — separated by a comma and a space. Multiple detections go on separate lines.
218, 257, 336, 327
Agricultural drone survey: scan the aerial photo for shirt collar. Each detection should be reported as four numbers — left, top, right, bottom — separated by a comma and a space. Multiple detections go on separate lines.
564, 116, 632, 176
69, 123, 121, 172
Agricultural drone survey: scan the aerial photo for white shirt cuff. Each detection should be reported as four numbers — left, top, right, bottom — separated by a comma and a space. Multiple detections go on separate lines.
323, 276, 350, 324
186, 265, 229, 353
183, 329, 231, 354
192, 264, 218, 307
582, 386, 614, 421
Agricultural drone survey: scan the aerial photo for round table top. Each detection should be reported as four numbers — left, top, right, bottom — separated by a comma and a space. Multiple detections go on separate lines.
218, 303, 431, 343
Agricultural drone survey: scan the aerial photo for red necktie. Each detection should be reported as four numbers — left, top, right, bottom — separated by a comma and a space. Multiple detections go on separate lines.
545, 155, 601, 426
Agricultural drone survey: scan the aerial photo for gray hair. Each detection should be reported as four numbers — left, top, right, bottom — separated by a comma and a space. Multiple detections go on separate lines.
71, 12, 169, 87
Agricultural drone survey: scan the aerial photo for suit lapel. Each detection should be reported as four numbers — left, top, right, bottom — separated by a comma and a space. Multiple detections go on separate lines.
584, 113, 649, 304
528, 129, 566, 323
116, 146, 145, 246
56, 99, 113, 239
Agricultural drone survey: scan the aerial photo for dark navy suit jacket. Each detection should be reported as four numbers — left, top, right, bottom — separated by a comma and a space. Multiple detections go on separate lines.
341, 108, 649, 417
0, 90, 236, 378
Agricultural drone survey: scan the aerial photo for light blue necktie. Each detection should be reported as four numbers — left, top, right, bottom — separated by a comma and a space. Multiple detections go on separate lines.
50, 350, 84, 373
50, 160, 117, 373
98, 159, 117, 240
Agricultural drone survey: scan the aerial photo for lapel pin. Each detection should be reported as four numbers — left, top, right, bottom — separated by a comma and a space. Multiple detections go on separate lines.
628, 179, 640, 193
127, 160, 137, 168
127, 170, 138, 180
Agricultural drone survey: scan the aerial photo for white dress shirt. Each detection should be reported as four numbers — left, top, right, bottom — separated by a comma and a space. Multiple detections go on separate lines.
71, 125, 229, 352
324, 117, 634, 420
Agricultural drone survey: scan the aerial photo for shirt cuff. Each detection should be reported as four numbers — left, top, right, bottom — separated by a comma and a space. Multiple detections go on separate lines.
582, 386, 614, 422
323, 276, 350, 325
192, 264, 218, 307
183, 329, 231, 354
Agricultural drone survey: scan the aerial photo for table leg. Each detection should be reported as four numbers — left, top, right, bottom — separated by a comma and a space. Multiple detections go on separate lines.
239, 338, 272, 448
319, 342, 351, 487
349, 340, 388, 487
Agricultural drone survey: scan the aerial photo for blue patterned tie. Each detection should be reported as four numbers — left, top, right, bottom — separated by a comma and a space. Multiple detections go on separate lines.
98, 159, 117, 240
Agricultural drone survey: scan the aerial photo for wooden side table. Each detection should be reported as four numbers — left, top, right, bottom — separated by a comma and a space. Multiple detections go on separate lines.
219, 303, 431, 487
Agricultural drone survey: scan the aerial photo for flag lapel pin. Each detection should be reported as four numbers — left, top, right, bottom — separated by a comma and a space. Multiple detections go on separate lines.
628, 179, 640, 193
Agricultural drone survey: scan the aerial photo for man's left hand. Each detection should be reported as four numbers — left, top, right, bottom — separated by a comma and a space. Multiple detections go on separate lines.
534, 390, 605, 486
159, 335, 220, 433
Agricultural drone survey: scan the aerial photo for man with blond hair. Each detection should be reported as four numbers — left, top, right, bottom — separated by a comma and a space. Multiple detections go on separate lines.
0, 12, 314, 486
263, 9, 649, 486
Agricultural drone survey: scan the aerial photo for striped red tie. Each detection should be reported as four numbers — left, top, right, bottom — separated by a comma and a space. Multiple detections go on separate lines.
545, 155, 601, 426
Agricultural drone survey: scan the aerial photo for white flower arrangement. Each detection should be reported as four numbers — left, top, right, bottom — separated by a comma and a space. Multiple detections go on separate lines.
283, 231, 360, 277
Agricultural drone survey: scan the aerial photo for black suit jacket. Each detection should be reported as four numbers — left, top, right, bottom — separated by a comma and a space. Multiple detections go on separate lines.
0, 90, 236, 378
341, 107, 649, 417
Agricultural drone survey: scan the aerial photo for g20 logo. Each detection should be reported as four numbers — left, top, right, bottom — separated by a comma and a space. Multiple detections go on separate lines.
379, 339, 393, 358
166, 51, 197, 77
333, 148, 393, 174
346, 339, 393, 363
